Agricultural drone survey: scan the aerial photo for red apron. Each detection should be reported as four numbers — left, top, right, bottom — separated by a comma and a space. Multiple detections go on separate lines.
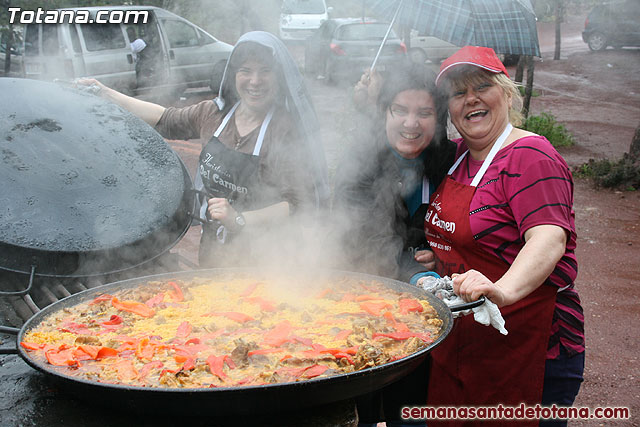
424, 125, 557, 426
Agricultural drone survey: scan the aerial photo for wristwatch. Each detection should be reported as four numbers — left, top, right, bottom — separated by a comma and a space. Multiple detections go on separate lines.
234, 213, 246, 231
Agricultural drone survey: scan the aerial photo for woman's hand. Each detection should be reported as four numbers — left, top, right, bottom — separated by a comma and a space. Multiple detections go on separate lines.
75, 78, 107, 93
353, 68, 383, 108
414, 249, 436, 270
452, 270, 507, 307
207, 198, 237, 229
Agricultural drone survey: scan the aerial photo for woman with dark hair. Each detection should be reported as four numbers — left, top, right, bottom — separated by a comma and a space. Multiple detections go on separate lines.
332, 63, 456, 426
334, 63, 455, 283
79, 31, 329, 267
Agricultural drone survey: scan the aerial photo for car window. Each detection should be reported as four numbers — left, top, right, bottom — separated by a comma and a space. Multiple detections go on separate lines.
282, 0, 326, 14
197, 29, 215, 45
24, 24, 39, 55
80, 24, 126, 51
42, 24, 60, 56
162, 19, 199, 48
336, 23, 396, 41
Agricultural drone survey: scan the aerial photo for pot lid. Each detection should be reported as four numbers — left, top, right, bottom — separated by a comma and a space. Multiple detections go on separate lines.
0, 78, 190, 276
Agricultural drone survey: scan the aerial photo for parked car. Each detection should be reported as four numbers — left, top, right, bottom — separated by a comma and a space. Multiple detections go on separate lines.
408, 29, 459, 63
22, 6, 232, 95
279, 0, 333, 42
408, 30, 520, 66
582, 0, 640, 51
304, 18, 407, 83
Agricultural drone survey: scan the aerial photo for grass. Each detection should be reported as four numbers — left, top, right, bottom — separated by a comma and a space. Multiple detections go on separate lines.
574, 155, 640, 190
520, 112, 575, 148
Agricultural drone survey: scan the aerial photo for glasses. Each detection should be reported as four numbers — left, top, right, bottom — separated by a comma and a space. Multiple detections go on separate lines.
389, 105, 434, 119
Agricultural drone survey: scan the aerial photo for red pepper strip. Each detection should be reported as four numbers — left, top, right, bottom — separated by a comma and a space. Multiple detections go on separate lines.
398, 298, 424, 315
102, 314, 123, 326
185, 338, 200, 345
96, 347, 118, 359
240, 282, 260, 297
333, 352, 354, 364
45, 348, 78, 367
112, 297, 155, 318
136, 337, 160, 360
263, 320, 293, 347
204, 312, 254, 323
344, 346, 359, 355
138, 360, 164, 379
335, 330, 352, 341
115, 360, 138, 381
89, 294, 113, 305
300, 364, 328, 379
20, 342, 44, 351
72, 348, 94, 361
176, 321, 192, 338
383, 311, 411, 333
301, 350, 325, 358
340, 293, 356, 302
75, 345, 101, 360
243, 297, 276, 312
183, 357, 196, 371
360, 301, 392, 316
206, 355, 227, 381
315, 288, 332, 298
279, 354, 293, 362
174, 354, 189, 363
59, 321, 92, 335
355, 294, 379, 302
248, 348, 285, 356
372, 331, 433, 343
145, 293, 164, 308
166, 281, 184, 302
224, 355, 236, 369
292, 335, 313, 347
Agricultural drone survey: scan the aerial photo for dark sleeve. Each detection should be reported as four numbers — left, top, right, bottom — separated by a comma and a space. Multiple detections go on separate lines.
332, 141, 405, 279
154, 101, 217, 141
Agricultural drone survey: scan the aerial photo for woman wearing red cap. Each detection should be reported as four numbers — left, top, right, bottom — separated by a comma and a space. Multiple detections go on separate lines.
423, 46, 585, 426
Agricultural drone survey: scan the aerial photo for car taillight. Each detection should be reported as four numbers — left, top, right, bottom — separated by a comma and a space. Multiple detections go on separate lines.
398, 42, 407, 54
330, 43, 346, 56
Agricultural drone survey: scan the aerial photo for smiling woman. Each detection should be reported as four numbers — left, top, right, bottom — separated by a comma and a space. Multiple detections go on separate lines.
424, 46, 585, 427
77, 31, 329, 269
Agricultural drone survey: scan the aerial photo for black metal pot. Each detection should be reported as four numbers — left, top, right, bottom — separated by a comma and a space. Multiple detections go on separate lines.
0, 268, 483, 415
0, 78, 195, 279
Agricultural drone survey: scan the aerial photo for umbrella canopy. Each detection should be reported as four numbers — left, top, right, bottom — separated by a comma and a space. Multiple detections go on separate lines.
369, 0, 540, 57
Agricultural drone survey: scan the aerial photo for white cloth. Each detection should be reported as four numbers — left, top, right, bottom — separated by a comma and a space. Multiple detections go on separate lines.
420, 276, 508, 335
130, 38, 146, 61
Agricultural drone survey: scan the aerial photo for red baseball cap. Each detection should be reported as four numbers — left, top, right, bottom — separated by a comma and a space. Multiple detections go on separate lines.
435, 46, 509, 86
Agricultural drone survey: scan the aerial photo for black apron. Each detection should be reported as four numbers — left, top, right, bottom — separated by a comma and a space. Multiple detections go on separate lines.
195, 102, 275, 266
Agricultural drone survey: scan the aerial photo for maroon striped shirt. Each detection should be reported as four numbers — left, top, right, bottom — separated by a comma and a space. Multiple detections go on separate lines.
451, 135, 585, 358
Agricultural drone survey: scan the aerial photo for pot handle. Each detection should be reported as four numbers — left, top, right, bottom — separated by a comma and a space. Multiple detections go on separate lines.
0, 325, 20, 355
449, 295, 486, 312
0, 266, 36, 297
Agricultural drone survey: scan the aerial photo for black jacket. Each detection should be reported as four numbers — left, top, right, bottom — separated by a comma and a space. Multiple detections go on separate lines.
332, 131, 456, 282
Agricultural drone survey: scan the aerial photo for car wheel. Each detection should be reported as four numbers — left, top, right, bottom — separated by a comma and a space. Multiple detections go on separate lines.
587, 32, 607, 51
209, 60, 227, 94
408, 48, 427, 64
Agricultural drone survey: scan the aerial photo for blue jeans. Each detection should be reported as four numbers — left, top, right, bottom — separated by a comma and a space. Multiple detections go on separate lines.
539, 347, 585, 427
